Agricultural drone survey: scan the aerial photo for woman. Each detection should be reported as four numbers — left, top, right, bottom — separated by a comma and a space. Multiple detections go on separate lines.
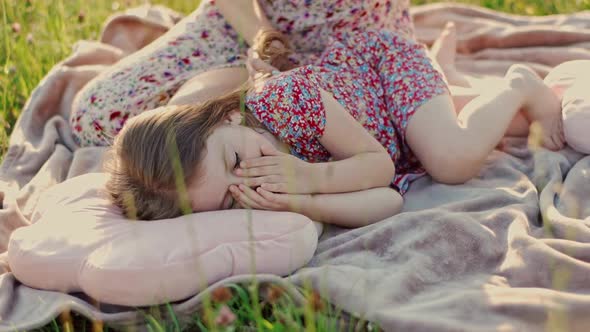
70, 0, 413, 147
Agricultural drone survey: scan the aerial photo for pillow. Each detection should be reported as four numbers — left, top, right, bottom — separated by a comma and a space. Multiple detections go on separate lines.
544, 60, 590, 154
8, 173, 321, 306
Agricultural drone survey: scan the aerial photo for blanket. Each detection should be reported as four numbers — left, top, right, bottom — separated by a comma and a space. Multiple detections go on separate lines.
2, 3, 590, 331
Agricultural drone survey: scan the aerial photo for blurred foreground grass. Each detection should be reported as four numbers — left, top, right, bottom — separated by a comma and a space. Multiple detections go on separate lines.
1, 0, 589, 331
417, 0, 590, 15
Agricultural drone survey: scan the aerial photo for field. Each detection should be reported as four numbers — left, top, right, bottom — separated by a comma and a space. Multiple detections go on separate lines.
1, 0, 589, 331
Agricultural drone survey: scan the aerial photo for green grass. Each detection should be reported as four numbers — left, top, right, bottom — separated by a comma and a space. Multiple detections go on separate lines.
416, 0, 590, 15
1, 0, 588, 331
0, 0, 198, 158
28, 282, 371, 332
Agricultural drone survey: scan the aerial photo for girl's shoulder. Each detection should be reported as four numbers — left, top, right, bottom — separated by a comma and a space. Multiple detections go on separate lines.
244, 65, 329, 162
246, 64, 323, 111
248, 65, 319, 95
246, 65, 325, 114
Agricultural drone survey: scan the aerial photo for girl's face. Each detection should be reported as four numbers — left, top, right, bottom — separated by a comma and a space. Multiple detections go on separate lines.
187, 113, 271, 212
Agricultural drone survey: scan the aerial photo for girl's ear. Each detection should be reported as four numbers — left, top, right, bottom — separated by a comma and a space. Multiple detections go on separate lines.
225, 110, 244, 125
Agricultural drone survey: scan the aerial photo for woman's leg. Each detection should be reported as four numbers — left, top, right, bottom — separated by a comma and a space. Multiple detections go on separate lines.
71, 2, 247, 147
406, 65, 563, 185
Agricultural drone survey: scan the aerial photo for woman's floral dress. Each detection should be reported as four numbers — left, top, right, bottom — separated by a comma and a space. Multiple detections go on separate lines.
245, 30, 449, 194
71, 0, 414, 147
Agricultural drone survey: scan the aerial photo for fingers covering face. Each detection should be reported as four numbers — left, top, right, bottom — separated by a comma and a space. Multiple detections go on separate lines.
231, 184, 283, 210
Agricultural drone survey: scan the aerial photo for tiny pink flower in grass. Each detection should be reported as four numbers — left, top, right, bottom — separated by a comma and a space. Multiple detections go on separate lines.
78, 11, 85, 23
211, 286, 233, 303
5, 65, 16, 75
308, 290, 324, 312
11, 22, 21, 34
215, 305, 236, 327
266, 284, 285, 304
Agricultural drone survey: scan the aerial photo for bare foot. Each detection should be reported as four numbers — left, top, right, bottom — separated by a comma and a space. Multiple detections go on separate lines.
506, 64, 565, 151
430, 22, 471, 88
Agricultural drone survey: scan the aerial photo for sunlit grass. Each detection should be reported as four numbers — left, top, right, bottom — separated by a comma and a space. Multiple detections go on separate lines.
2, 0, 590, 157
416, 0, 590, 15
30, 282, 365, 332
0, 0, 197, 159
2, 0, 587, 330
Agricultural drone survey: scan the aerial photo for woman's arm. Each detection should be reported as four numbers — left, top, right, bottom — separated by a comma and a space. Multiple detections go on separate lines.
215, 0, 273, 45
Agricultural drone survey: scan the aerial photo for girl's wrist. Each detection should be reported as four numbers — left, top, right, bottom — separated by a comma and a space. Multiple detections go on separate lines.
297, 193, 317, 220
306, 162, 330, 194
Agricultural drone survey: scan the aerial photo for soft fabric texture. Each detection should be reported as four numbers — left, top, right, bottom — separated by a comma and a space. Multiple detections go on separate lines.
2, 3, 590, 331
8, 173, 320, 307
544, 60, 590, 154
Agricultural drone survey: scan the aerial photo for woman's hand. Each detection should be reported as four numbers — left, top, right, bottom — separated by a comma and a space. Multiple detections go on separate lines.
236, 144, 318, 194
245, 47, 279, 82
251, 29, 295, 72
230, 184, 310, 213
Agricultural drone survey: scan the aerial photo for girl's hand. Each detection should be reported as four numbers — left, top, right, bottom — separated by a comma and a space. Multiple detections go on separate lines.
236, 144, 317, 194
230, 184, 310, 213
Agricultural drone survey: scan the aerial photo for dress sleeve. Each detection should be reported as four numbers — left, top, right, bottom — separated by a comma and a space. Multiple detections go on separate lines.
245, 67, 326, 150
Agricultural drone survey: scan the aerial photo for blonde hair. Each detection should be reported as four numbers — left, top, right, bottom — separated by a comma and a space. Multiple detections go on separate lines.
106, 29, 294, 220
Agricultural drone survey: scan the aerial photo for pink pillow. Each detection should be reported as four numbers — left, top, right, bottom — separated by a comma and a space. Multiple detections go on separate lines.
8, 173, 321, 306
544, 60, 590, 154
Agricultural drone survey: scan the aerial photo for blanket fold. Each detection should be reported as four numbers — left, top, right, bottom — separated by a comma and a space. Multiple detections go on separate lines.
1, 3, 590, 331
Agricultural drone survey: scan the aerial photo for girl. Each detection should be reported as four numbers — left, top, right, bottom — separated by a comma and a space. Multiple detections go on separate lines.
70, 0, 414, 147
104, 25, 563, 226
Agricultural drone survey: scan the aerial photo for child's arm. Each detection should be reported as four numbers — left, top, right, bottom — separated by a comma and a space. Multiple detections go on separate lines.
238, 89, 396, 194
231, 185, 403, 228
302, 187, 403, 227
313, 90, 396, 193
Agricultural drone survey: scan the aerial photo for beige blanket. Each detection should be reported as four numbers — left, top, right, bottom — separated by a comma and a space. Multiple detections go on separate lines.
1, 3, 590, 331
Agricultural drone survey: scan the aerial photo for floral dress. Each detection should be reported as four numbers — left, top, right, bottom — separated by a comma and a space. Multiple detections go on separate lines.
245, 30, 449, 194
71, 0, 414, 147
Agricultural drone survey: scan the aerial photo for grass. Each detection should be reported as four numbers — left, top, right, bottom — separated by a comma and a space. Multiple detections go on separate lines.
28, 282, 372, 332
1, 0, 588, 331
415, 0, 590, 15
